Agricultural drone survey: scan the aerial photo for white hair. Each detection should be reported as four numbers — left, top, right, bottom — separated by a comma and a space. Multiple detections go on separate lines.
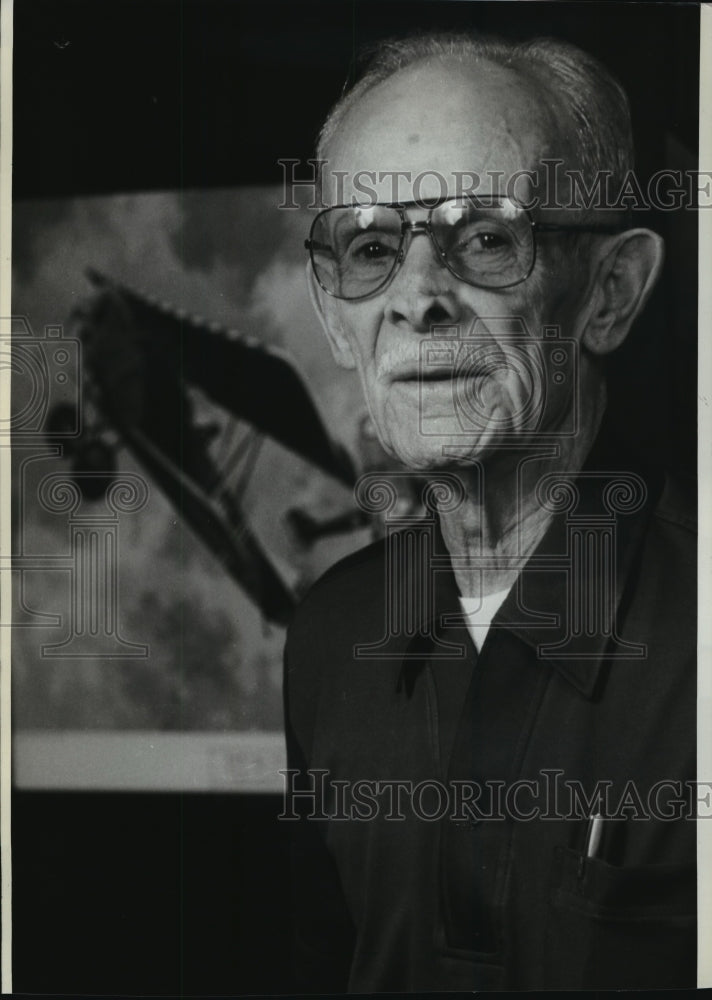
316, 31, 634, 190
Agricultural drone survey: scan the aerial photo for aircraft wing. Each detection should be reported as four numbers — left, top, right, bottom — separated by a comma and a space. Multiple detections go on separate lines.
85, 268, 356, 487
66, 268, 358, 625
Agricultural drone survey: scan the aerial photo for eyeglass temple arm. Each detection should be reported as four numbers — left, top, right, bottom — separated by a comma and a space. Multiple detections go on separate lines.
533, 223, 630, 235
304, 238, 332, 252
534, 206, 634, 235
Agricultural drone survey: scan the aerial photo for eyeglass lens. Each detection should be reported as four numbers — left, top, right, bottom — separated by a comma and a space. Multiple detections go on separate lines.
308, 200, 534, 298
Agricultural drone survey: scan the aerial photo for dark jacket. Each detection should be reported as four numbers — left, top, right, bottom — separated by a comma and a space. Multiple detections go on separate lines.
283, 442, 696, 991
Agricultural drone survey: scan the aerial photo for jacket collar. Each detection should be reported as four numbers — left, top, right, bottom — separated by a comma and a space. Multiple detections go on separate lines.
403, 425, 664, 700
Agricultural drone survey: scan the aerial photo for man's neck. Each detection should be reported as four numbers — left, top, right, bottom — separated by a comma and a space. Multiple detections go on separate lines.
438, 393, 605, 599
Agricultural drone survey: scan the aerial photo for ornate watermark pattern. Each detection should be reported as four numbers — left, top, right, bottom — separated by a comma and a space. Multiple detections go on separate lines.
353, 471, 468, 660
533, 471, 647, 659
2, 316, 148, 657
417, 320, 579, 442
36, 473, 149, 657
353, 468, 648, 661
0, 317, 82, 439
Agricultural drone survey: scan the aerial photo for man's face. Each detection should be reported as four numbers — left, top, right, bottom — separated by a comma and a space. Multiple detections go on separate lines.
314, 57, 595, 469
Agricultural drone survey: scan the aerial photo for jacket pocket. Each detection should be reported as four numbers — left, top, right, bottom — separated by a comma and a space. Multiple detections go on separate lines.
544, 845, 696, 988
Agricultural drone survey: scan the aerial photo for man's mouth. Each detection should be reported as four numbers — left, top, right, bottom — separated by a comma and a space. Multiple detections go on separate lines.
395, 370, 451, 383
390, 368, 486, 383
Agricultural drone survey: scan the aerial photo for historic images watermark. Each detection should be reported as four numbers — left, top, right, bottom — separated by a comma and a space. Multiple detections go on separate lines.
280, 769, 711, 823
278, 159, 712, 211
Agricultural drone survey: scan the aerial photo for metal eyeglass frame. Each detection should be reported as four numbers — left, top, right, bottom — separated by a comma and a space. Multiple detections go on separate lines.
304, 195, 632, 300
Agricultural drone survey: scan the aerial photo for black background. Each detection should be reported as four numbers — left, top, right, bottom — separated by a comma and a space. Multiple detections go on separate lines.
11, 1, 700, 995
12, 0, 700, 198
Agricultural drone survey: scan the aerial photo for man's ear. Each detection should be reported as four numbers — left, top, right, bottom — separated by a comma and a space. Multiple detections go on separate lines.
306, 262, 357, 370
581, 229, 665, 356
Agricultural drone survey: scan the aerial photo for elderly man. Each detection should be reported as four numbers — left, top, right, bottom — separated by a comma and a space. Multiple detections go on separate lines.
283, 32, 696, 992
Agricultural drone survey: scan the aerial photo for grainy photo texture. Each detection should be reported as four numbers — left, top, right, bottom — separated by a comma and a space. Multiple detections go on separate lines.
9, 1, 701, 993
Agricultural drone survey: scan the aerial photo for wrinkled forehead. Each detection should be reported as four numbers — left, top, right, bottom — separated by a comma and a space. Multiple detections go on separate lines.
320, 56, 574, 206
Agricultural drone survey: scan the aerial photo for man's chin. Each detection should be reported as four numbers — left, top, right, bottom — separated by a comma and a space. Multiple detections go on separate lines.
383, 432, 495, 472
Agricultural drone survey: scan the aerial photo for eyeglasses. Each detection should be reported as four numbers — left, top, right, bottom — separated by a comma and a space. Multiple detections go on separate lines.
305, 195, 629, 300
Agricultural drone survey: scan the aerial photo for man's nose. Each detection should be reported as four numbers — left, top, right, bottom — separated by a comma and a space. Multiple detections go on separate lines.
383, 231, 463, 333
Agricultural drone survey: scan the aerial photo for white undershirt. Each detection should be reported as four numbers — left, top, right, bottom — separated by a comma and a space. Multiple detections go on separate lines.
457, 586, 512, 652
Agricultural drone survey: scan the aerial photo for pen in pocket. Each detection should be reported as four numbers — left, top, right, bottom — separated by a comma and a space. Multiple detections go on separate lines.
576, 813, 605, 880
584, 813, 604, 859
